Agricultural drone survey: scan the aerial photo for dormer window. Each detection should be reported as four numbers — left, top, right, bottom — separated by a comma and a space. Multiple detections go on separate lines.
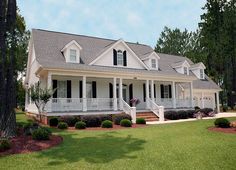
184, 67, 188, 75
117, 50, 124, 66
70, 49, 77, 62
151, 59, 157, 68
200, 69, 204, 79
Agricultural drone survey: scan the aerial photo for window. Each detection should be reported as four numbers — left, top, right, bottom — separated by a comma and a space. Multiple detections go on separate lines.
164, 85, 169, 98
151, 59, 157, 68
57, 81, 67, 98
184, 67, 188, 75
70, 49, 77, 62
117, 50, 123, 66
200, 69, 204, 79
86, 82, 92, 98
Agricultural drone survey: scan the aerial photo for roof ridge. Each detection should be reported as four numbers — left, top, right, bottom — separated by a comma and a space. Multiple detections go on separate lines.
33, 28, 151, 48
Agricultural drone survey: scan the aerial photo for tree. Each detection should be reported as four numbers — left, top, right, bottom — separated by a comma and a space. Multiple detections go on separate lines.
29, 82, 55, 122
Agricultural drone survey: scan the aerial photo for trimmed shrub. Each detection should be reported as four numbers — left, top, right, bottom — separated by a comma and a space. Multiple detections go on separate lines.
0, 139, 11, 151
59, 116, 79, 127
75, 121, 86, 129
23, 122, 40, 136
32, 128, 50, 140
57, 122, 68, 129
194, 106, 200, 110
164, 110, 178, 120
177, 110, 188, 119
113, 114, 132, 125
101, 120, 113, 128
81, 115, 102, 127
99, 114, 112, 122
136, 118, 146, 124
186, 110, 196, 118
120, 119, 132, 127
214, 118, 230, 128
49, 117, 59, 126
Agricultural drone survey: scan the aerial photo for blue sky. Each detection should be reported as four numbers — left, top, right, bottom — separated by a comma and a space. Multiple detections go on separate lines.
18, 0, 205, 47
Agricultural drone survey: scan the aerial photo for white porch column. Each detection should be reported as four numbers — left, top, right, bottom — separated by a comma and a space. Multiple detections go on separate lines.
201, 92, 205, 108
113, 77, 117, 111
172, 81, 176, 108
216, 92, 220, 113
151, 80, 154, 101
146, 80, 150, 109
82, 76, 87, 111
47, 73, 52, 112
119, 78, 123, 109
190, 82, 194, 108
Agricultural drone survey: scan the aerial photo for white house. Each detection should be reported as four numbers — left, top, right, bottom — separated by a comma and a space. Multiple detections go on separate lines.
24, 29, 221, 122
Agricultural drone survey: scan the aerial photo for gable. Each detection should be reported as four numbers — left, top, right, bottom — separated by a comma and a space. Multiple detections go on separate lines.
61, 40, 82, 63
90, 40, 148, 69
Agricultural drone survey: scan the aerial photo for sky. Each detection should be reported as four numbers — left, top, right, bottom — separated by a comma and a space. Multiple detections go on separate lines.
18, 0, 206, 48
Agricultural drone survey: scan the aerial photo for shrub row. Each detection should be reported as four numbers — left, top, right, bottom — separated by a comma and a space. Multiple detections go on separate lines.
164, 108, 214, 120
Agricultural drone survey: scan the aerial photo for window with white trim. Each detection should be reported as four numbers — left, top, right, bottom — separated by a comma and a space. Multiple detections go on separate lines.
164, 85, 169, 98
151, 59, 157, 68
117, 50, 123, 66
70, 49, 77, 62
57, 81, 67, 98
184, 67, 188, 75
86, 82, 92, 98
200, 69, 204, 79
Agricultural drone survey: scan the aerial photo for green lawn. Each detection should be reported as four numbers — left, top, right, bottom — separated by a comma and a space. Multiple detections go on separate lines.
0, 113, 236, 170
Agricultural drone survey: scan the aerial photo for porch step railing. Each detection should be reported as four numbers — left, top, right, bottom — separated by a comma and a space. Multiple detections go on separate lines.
120, 99, 136, 123
147, 98, 164, 122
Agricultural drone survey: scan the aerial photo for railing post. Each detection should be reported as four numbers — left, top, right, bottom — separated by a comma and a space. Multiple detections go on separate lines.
159, 106, 164, 122
131, 107, 136, 123
82, 76, 87, 111
146, 80, 150, 109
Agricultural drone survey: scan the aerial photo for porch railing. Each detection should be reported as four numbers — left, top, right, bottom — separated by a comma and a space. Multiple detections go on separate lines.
147, 98, 164, 121
176, 99, 191, 108
155, 98, 173, 108
120, 99, 136, 123
87, 98, 113, 111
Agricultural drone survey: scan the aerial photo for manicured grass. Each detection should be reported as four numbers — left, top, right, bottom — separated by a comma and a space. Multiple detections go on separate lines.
1, 113, 236, 170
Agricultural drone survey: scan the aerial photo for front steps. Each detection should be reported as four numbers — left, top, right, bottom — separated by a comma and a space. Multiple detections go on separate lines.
136, 112, 159, 122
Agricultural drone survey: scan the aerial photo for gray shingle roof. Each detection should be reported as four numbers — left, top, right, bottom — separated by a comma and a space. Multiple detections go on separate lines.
31, 29, 220, 90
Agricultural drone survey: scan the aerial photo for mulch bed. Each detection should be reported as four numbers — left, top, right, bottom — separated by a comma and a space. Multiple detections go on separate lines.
0, 134, 63, 156
208, 127, 236, 134
66, 124, 147, 131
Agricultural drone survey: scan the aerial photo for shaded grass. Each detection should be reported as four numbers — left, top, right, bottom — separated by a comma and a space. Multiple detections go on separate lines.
0, 112, 235, 170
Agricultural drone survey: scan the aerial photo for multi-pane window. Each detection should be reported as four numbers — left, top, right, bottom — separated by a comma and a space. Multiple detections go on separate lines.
200, 69, 204, 79
70, 49, 77, 62
164, 85, 169, 98
117, 50, 123, 66
86, 82, 92, 98
151, 59, 157, 68
184, 67, 188, 75
57, 81, 67, 98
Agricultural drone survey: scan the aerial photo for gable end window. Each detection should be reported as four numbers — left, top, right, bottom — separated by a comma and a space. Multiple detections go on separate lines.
151, 59, 157, 68
70, 49, 77, 62
117, 50, 124, 66
200, 69, 204, 79
184, 67, 188, 75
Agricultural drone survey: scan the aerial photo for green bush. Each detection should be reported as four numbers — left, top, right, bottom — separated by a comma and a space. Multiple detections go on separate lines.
0, 139, 11, 151
99, 114, 112, 122
57, 122, 68, 129
81, 115, 102, 127
49, 117, 59, 126
113, 114, 132, 125
164, 110, 178, 120
177, 110, 188, 119
23, 122, 40, 136
136, 118, 146, 124
32, 128, 50, 140
120, 119, 132, 127
75, 121, 86, 129
186, 110, 196, 118
214, 118, 230, 128
59, 116, 79, 127
101, 120, 113, 128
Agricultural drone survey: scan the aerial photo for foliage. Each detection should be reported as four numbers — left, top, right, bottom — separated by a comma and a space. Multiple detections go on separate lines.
101, 120, 113, 128
177, 110, 189, 119
80, 115, 102, 127
49, 117, 59, 127
75, 121, 86, 129
29, 82, 55, 122
57, 122, 68, 129
23, 122, 40, 136
164, 110, 178, 120
99, 114, 112, 122
214, 118, 230, 128
136, 118, 146, 124
113, 114, 132, 125
58, 116, 79, 127
32, 128, 50, 140
120, 119, 132, 127
0, 138, 11, 151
